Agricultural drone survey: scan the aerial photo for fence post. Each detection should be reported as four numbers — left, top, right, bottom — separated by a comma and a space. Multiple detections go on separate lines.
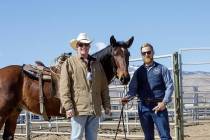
173, 52, 184, 140
25, 111, 31, 140
193, 86, 199, 123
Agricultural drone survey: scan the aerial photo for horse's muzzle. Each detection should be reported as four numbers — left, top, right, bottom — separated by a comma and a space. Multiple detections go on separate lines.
119, 75, 130, 85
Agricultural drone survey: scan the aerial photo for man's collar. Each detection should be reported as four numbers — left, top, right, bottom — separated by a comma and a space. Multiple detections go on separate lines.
144, 61, 156, 69
79, 55, 96, 62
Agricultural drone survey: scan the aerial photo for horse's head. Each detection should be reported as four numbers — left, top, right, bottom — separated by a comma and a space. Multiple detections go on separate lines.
110, 35, 134, 85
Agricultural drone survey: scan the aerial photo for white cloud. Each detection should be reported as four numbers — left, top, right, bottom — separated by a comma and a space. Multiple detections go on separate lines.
90, 42, 107, 54
94, 42, 107, 51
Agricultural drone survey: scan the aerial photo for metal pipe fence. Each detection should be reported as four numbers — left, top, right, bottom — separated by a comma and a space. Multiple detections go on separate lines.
179, 48, 210, 139
3, 53, 177, 139
2, 50, 210, 139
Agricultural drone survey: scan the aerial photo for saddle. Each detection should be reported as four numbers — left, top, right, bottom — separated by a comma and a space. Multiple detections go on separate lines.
23, 63, 62, 120
23, 63, 52, 80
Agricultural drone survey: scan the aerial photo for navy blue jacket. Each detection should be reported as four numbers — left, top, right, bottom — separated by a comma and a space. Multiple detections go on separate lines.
127, 62, 174, 104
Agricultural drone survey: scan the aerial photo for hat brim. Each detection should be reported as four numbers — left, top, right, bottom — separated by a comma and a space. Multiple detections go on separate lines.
70, 39, 78, 50
70, 39, 92, 50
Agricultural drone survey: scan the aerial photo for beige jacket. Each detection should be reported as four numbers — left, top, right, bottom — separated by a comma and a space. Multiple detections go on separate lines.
60, 55, 111, 116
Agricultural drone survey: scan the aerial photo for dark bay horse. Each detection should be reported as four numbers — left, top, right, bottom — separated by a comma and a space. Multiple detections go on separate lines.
93, 35, 133, 84
0, 35, 134, 140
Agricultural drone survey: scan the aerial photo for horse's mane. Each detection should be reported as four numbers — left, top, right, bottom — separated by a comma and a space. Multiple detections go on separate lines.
92, 41, 129, 59
92, 45, 112, 61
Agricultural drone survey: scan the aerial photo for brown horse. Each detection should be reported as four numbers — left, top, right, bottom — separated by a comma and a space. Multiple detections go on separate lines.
0, 35, 134, 140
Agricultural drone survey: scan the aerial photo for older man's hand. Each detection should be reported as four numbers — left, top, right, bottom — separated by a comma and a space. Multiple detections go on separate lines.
66, 109, 74, 118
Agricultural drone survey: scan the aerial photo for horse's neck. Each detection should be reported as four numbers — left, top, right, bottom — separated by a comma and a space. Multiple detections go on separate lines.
100, 56, 115, 84
92, 46, 115, 83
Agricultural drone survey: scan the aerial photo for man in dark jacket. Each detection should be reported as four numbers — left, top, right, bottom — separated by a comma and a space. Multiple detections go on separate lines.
121, 43, 174, 140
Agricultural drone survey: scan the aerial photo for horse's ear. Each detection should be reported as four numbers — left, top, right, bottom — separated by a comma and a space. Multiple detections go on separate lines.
110, 35, 116, 46
126, 36, 134, 48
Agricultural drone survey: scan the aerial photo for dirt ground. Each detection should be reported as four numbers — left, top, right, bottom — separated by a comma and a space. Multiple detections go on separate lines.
12, 122, 210, 140
184, 122, 210, 140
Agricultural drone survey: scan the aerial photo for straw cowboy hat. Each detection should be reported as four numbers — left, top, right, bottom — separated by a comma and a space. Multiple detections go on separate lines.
70, 33, 92, 49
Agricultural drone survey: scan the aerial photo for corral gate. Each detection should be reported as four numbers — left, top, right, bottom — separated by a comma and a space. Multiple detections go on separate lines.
179, 48, 210, 139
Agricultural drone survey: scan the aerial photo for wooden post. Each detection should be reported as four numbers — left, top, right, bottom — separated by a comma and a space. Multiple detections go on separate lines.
173, 52, 184, 140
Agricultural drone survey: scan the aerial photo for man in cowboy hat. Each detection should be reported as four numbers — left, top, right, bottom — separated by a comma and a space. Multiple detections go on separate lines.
60, 33, 111, 140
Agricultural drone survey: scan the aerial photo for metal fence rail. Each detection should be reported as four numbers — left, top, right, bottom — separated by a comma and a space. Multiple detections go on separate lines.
2, 50, 210, 139
1, 53, 178, 139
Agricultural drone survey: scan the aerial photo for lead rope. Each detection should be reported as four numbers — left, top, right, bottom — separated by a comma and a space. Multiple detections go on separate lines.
114, 104, 127, 140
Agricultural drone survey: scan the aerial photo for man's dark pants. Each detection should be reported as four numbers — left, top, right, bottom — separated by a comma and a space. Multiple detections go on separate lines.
138, 102, 172, 140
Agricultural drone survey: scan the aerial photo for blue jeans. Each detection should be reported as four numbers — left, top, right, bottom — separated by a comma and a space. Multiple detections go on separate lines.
70, 115, 99, 140
138, 103, 172, 140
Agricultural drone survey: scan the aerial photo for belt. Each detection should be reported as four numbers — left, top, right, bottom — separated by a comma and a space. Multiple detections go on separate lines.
141, 98, 162, 105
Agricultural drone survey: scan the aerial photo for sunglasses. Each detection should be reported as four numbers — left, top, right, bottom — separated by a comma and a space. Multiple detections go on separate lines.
78, 43, 90, 48
141, 51, 152, 56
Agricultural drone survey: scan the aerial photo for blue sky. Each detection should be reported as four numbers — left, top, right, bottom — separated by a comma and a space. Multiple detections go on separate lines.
1, 1, 210, 71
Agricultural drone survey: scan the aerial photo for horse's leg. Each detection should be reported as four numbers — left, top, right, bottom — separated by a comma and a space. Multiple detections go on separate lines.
0, 109, 14, 140
0, 115, 7, 130
0, 97, 14, 130
3, 109, 21, 140
0, 95, 21, 140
